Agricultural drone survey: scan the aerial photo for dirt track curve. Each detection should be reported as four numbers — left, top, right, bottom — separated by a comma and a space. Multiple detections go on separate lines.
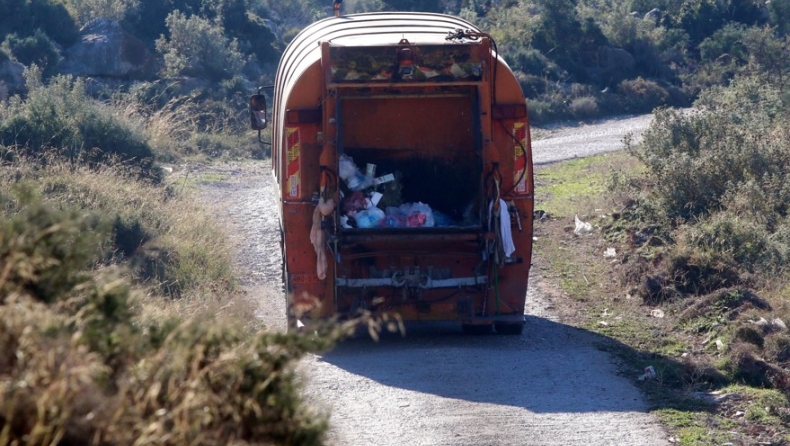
197, 114, 668, 446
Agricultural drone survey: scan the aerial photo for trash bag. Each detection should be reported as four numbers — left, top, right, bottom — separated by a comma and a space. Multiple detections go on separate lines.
338, 154, 373, 191
354, 207, 385, 228
342, 191, 368, 215
400, 202, 434, 227
382, 206, 407, 228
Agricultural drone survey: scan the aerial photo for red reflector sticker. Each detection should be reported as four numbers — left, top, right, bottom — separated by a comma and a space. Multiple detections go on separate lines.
286, 127, 301, 198
514, 122, 527, 194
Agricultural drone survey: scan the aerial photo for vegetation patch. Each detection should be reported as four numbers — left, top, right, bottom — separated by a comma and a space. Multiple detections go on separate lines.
534, 71, 790, 443
0, 154, 361, 445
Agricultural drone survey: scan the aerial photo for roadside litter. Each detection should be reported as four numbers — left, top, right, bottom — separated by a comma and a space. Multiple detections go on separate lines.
637, 365, 656, 381
574, 215, 593, 235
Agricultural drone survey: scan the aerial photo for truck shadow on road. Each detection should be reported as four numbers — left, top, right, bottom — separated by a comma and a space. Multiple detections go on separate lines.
316, 315, 685, 415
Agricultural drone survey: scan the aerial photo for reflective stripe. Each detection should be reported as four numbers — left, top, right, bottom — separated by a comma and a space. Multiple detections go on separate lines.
286, 127, 301, 198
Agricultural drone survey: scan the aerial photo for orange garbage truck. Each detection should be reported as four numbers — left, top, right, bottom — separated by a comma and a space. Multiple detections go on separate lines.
250, 11, 534, 334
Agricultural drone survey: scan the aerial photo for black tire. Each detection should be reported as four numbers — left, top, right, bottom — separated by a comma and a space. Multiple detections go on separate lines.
461, 323, 493, 335
495, 322, 524, 335
280, 231, 298, 332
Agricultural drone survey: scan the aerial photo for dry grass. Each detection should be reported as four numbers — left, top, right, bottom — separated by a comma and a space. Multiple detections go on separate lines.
111, 88, 256, 161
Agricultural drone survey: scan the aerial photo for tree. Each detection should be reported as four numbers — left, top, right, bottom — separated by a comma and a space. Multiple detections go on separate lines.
0, 0, 78, 46
66, 0, 141, 26
531, 0, 607, 82
155, 11, 245, 81
1, 30, 62, 77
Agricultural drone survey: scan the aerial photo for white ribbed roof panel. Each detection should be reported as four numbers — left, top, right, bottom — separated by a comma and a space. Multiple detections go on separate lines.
273, 12, 481, 115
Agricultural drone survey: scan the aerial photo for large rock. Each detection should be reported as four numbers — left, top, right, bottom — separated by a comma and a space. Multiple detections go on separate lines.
61, 19, 156, 79
598, 46, 636, 73
0, 60, 26, 95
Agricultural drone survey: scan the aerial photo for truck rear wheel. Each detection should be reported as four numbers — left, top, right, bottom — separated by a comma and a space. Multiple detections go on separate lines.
461, 323, 493, 335
280, 229, 298, 332
495, 322, 524, 335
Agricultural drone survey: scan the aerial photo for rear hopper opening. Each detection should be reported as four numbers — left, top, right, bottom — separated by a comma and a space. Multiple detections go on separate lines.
337, 92, 483, 229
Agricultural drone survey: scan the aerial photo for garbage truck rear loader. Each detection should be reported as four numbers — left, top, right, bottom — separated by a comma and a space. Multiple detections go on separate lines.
251, 12, 534, 334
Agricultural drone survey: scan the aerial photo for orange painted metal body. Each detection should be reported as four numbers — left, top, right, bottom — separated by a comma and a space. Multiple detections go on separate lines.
270, 13, 534, 328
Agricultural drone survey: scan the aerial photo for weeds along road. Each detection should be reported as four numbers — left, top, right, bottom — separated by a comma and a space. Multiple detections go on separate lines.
198, 112, 667, 446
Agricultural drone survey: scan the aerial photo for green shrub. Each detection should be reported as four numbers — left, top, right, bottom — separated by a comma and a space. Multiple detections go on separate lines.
0, 0, 78, 46
621, 73, 790, 298
506, 48, 566, 80
0, 68, 159, 178
569, 96, 599, 119
219, 4, 281, 66
0, 185, 107, 303
0, 189, 338, 445
526, 95, 570, 125
65, 0, 141, 26
698, 23, 749, 63
617, 77, 669, 113
0, 157, 234, 297
627, 76, 790, 224
516, 72, 549, 98
0, 170, 372, 445
768, 0, 790, 35
1, 30, 62, 77
156, 11, 246, 81
675, 211, 787, 277
693, 25, 790, 91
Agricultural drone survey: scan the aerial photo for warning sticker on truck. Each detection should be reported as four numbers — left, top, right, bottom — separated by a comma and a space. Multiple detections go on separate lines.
513, 122, 528, 194
286, 127, 301, 198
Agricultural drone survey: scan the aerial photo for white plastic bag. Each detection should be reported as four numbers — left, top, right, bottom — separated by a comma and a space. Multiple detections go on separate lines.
339, 154, 373, 191
354, 206, 385, 228
400, 202, 435, 227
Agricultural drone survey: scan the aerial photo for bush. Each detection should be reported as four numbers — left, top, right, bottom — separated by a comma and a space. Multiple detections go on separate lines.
616, 77, 669, 113
0, 170, 376, 445
1, 30, 62, 77
65, 0, 141, 26
0, 68, 159, 178
698, 23, 749, 63
569, 96, 599, 119
505, 48, 566, 81
515, 72, 549, 98
620, 74, 790, 300
0, 157, 237, 297
628, 77, 790, 223
683, 213, 786, 274
0, 0, 78, 46
216, 2, 281, 67
526, 95, 570, 125
156, 11, 246, 81
0, 184, 106, 303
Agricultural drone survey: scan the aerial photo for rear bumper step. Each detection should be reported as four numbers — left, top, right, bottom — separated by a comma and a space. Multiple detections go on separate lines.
461, 315, 526, 325
337, 275, 487, 289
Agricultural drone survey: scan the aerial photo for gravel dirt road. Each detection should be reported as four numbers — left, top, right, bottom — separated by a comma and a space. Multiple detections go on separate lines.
197, 113, 668, 445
